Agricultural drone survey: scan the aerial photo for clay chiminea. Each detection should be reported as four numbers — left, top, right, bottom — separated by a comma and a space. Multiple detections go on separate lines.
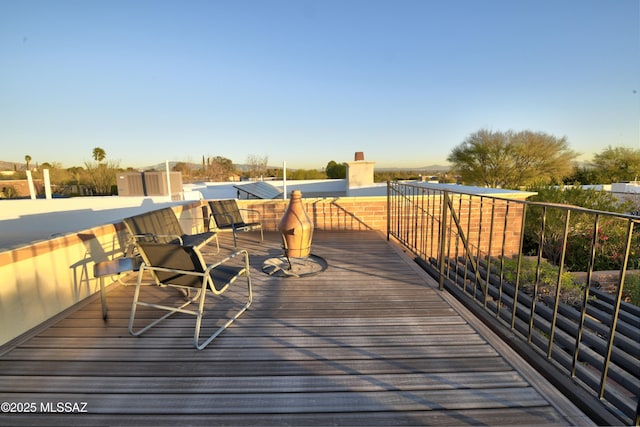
278, 190, 314, 258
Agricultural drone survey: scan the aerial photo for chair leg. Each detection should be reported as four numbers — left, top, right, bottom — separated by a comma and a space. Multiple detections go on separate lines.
128, 261, 252, 351
99, 276, 108, 320
192, 280, 209, 349
193, 269, 252, 350
128, 268, 203, 338
201, 234, 220, 255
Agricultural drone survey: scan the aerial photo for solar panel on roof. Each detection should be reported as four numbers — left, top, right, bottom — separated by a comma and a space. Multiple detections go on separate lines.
233, 182, 283, 199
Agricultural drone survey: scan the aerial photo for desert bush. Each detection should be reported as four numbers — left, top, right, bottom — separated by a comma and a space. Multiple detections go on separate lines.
624, 272, 640, 306
499, 256, 585, 306
524, 185, 639, 272
1, 185, 19, 199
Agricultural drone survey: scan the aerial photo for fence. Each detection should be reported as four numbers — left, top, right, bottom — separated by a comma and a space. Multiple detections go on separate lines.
387, 181, 640, 426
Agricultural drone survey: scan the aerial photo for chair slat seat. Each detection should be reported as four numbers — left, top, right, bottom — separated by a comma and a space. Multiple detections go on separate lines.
209, 264, 246, 286
180, 232, 217, 248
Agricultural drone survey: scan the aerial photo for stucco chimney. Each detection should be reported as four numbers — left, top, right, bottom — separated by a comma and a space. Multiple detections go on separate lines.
346, 152, 375, 196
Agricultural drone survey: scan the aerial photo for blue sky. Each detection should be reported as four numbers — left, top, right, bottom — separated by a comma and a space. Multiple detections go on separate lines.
1, 0, 638, 170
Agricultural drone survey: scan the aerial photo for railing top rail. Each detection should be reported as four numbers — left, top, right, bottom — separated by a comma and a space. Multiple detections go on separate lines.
389, 181, 640, 222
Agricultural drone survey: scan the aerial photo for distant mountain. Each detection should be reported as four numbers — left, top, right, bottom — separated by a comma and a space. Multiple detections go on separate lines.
421, 164, 451, 171
376, 164, 451, 172
144, 162, 257, 172
143, 161, 196, 171
1, 160, 451, 173
0, 161, 23, 171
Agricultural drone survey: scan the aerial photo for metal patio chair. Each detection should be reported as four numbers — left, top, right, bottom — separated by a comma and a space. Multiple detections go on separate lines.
128, 241, 252, 350
208, 199, 263, 247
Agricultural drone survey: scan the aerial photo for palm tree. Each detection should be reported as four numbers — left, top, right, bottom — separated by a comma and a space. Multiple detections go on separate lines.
92, 147, 106, 163
24, 155, 31, 171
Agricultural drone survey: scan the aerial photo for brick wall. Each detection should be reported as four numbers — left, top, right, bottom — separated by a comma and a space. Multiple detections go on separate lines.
237, 196, 388, 233
387, 191, 530, 259
0, 179, 44, 198
236, 192, 529, 260
446, 194, 526, 258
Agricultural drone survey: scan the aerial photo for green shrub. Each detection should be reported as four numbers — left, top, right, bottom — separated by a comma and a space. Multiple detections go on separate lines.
624, 273, 640, 306
524, 185, 640, 272
498, 256, 584, 306
565, 221, 640, 271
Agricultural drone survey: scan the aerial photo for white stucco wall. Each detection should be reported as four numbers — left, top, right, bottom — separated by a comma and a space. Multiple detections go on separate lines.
0, 202, 207, 346
0, 197, 185, 251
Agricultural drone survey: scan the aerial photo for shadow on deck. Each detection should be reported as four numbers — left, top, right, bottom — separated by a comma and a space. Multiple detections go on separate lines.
0, 231, 593, 426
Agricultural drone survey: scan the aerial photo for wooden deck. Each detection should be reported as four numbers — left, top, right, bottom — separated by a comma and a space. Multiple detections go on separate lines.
0, 231, 593, 426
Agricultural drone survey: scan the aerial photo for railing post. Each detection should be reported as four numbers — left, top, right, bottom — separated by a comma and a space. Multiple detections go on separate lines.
599, 219, 634, 400
572, 214, 600, 377
496, 201, 511, 320
511, 204, 528, 330
438, 191, 449, 291
386, 181, 391, 241
529, 205, 547, 343
547, 210, 571, 359
483, 200, 497, 308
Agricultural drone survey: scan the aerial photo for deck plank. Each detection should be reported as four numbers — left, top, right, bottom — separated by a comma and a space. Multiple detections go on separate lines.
0, 371, 529, 393
3, 407, 572, 427
2, 388, 550, 413
0, 231, 591, 426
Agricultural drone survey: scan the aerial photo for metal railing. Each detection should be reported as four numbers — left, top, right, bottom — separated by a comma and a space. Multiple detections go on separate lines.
387, 181, 640, 426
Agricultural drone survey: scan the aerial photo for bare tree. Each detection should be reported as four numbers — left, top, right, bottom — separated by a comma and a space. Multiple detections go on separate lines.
173, 162, 194, 182
85, 159, 119, 195
200, 156, 235, 182
246, 154, 269, 179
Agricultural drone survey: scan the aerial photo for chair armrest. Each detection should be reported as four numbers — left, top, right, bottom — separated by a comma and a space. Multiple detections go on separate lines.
205, 249, 249, 270
94, 256, 142, 277
132, 233, 184, 244
142, 264, 206, 278
238, 208, 262, 221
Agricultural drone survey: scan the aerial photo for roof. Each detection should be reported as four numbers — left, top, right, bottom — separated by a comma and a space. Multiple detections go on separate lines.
417, 182, 537, 198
